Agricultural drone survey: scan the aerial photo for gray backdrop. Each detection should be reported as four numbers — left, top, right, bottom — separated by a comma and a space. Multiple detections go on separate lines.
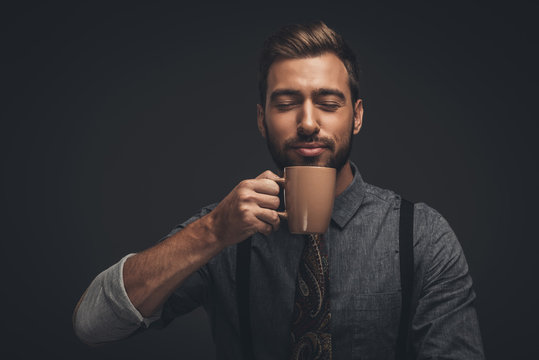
1, 2, 537, 359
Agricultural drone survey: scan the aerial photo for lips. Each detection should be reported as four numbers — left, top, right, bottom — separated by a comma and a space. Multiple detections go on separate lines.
291, 142, 328, 157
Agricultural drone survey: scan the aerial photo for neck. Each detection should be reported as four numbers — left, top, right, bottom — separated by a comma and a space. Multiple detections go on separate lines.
335, 161, 354, 197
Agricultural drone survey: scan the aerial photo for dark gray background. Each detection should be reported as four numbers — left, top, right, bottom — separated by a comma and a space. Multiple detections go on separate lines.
1, 1, 537, 359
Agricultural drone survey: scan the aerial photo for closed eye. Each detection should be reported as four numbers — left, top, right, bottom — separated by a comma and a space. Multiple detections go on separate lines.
319, 102, 341, 112
275, 102, 298, 111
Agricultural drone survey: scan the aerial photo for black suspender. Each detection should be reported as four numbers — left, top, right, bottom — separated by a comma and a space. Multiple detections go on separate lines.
236, 237, 255, 360
236, 198, 415, 360
397, 198, 415, 360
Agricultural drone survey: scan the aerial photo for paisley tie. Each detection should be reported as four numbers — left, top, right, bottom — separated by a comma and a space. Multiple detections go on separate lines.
290, 233, 332, 360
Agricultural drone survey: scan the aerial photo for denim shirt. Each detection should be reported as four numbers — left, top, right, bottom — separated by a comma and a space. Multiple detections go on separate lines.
151, 162, 485, 359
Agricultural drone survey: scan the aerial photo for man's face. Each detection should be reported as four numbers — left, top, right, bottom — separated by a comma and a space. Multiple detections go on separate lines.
257, 52, 363, 172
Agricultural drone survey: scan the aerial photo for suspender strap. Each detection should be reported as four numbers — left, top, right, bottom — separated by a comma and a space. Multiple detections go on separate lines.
236, 237, 255, 360
397, 198, 415, 360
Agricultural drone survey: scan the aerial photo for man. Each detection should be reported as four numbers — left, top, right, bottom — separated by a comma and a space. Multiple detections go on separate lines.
73, 21, 485, 359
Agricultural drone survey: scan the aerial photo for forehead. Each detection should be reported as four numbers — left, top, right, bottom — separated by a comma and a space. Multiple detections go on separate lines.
266, 52, 350, 98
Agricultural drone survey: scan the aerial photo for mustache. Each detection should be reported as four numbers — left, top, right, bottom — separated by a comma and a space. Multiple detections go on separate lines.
283, 136, 336, 151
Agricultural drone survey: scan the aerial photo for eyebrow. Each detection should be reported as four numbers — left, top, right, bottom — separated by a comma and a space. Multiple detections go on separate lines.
312, 88, 346, 101
269, 88, 346, 103
269, 89, 303, 103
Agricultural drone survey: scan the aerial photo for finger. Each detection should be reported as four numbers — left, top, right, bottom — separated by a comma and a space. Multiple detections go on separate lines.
255, 208, 280, 232
256, 170, 285, 188
253, 193, 280, 210
257, 222, 274, 236
254, 219, 277, 236
250, 178, 280, 196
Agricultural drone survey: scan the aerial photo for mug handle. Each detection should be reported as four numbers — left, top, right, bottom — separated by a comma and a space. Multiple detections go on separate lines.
275, 177, 288, 220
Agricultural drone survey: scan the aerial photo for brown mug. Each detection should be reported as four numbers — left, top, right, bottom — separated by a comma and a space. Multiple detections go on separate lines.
276, 166, 337, 234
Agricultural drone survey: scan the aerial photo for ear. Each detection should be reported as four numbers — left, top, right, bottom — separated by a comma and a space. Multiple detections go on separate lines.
257, 104, 267, 139
352, 99, 363, 135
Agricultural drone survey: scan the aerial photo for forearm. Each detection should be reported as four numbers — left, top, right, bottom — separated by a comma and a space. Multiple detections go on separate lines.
123, 213, 225, 317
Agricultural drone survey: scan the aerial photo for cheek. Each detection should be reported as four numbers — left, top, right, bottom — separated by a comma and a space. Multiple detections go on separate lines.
325, 119, 353, 143
265, 114, 297, 139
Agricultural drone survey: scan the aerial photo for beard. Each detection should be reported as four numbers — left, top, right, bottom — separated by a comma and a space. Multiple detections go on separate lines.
264, 120, 354, 172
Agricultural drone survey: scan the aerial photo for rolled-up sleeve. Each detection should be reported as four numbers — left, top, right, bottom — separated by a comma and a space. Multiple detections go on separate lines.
73, 254, 161, 345
412, 208, 485, 359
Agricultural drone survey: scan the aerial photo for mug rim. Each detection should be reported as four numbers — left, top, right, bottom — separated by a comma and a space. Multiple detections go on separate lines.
284, 166, 336, 170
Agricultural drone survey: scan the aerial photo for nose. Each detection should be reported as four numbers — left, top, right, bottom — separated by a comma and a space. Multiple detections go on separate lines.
297, 101, 320, 137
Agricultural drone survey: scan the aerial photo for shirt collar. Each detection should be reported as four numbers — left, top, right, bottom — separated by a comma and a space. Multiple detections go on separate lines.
331, 161, 366, 229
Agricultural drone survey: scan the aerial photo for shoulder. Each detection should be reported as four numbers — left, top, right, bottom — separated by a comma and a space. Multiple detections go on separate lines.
412, 201, 458, 249
363, 181, 400, 206
362, 180, 459, 253
363, 179, 452, 233
363, 181, 445, 218
407, 201, 468, 286
359, 181, 403, 219
367, 182, 467, 285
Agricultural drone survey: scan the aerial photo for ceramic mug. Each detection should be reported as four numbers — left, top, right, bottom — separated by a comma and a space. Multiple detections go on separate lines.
276, 166, 336, 234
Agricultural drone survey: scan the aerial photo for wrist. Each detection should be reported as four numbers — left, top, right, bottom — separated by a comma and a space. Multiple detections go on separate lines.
197, 212, 225, 249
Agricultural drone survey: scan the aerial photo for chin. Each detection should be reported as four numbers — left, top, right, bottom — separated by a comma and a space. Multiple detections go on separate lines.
291, 156, 335, 168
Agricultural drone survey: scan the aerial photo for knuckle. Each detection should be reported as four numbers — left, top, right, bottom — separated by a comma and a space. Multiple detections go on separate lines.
240, 191, 253, 203
239, 179, 252, 189
238, 204, 250, 216
237, 188, 251, 201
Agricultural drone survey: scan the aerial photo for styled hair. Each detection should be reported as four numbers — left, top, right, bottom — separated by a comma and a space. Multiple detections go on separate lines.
258, 21, 361, 107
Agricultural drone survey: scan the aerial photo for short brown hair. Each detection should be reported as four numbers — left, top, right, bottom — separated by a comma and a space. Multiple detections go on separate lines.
258, 21, 361, 107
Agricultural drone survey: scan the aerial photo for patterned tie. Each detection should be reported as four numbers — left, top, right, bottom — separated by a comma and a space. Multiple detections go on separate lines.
290, 233, 332, 360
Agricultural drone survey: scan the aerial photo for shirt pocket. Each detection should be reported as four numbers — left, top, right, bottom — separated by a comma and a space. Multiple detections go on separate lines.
351, 292, 401, 360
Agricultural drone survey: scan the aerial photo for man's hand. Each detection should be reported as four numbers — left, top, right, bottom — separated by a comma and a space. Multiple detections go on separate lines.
208, 170, 282, 246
